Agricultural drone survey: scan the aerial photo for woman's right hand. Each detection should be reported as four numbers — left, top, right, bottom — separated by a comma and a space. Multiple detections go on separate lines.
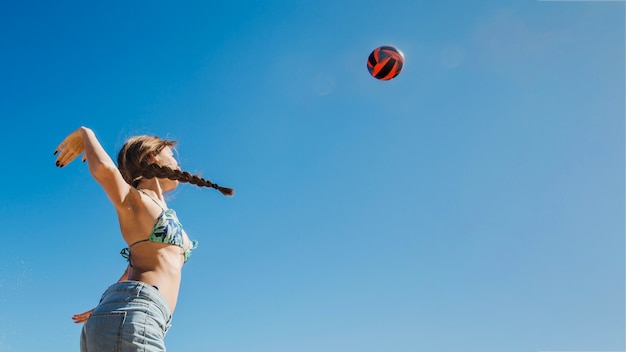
72, 308, 95, 324
54, 128, 88, 168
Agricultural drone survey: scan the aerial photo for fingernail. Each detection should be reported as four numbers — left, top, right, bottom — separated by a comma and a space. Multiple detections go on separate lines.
55, 161, 59, 167
53, 151, 58, 155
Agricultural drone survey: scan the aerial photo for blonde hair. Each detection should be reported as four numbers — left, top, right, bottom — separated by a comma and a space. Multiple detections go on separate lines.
116, 135, 233, 196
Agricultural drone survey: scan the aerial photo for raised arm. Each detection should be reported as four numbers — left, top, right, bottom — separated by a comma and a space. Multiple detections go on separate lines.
54, 127, 133, 210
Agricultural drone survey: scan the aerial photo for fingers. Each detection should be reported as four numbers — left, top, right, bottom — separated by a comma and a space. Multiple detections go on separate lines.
71, 310, 93, 324
72, 317, 87, 324
54, 139, 71, 167
54, 130, 85, 168
54, 141, 84, 168
72, 315, 83, 323
71, 316, 84, 324
53, 143, 67, 163
55, 149, 82, 168
54, 137, 69, 156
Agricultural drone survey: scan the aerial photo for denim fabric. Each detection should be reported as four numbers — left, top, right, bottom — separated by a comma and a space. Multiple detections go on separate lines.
80, 281, 172, 352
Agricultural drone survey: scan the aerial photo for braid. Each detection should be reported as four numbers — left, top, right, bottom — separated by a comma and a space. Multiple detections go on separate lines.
142, 162, 234, 196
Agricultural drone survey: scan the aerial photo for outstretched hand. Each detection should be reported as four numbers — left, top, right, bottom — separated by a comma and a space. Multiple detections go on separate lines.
72, 308, 95, 324
54, 128, 87, 167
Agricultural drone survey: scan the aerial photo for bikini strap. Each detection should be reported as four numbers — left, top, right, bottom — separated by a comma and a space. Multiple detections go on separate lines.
120, 239, 152, 267
138, 189, 166, 210
128, 238, 151, 248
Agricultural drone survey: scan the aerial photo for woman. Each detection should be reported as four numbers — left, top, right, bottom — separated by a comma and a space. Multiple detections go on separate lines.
54, 127, 233, 351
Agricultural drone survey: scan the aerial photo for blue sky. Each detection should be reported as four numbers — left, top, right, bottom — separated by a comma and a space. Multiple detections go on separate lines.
0, 1, 624, 351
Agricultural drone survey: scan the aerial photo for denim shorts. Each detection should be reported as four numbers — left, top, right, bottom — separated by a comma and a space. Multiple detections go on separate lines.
80, 281, 173, 352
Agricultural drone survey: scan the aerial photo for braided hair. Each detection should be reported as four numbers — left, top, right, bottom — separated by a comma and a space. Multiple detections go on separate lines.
116, 135, 233, 196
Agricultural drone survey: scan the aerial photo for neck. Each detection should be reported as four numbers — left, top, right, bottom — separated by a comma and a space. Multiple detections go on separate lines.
137, 181, 165, 201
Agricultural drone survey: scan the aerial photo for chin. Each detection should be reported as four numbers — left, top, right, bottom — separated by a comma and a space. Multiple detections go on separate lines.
164, 180, 179, 192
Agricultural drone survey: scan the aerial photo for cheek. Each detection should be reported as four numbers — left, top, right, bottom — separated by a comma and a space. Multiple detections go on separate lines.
161, 156, 178, 168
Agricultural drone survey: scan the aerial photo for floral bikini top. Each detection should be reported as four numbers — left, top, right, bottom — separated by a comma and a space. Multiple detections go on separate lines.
121, 189, 198, 266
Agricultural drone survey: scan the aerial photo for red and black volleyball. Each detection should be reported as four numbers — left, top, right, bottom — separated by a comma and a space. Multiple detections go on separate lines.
367, 46, 404, 80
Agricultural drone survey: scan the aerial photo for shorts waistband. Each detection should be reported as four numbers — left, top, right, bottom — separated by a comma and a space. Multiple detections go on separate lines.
101, 281, 171, 319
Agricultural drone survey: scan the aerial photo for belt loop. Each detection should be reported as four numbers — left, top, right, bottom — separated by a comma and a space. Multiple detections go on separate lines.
135, 282, 142, 297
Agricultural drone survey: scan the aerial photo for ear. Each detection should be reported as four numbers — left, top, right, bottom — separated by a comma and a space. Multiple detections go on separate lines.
146, 152, 159, 164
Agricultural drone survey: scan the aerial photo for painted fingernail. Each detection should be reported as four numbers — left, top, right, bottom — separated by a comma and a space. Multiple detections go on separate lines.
55, 161, 59, 167
53, 151, 58, 155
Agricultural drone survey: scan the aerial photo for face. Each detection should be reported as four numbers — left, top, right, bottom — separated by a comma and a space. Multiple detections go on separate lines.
156, 146, 179, 169
154, 146, 180, 190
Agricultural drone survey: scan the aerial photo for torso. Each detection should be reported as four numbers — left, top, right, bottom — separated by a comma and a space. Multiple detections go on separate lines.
116, 188, 195, 314
125, 244, 185, 313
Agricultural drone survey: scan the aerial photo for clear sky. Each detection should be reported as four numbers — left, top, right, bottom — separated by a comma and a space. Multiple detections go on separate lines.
0, 1, 624, 351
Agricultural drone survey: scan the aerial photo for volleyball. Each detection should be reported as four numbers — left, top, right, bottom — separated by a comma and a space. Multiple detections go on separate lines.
367, 46, 404, 80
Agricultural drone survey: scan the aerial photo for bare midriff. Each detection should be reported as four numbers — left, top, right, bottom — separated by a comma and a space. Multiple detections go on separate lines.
125, 243, 186, 314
